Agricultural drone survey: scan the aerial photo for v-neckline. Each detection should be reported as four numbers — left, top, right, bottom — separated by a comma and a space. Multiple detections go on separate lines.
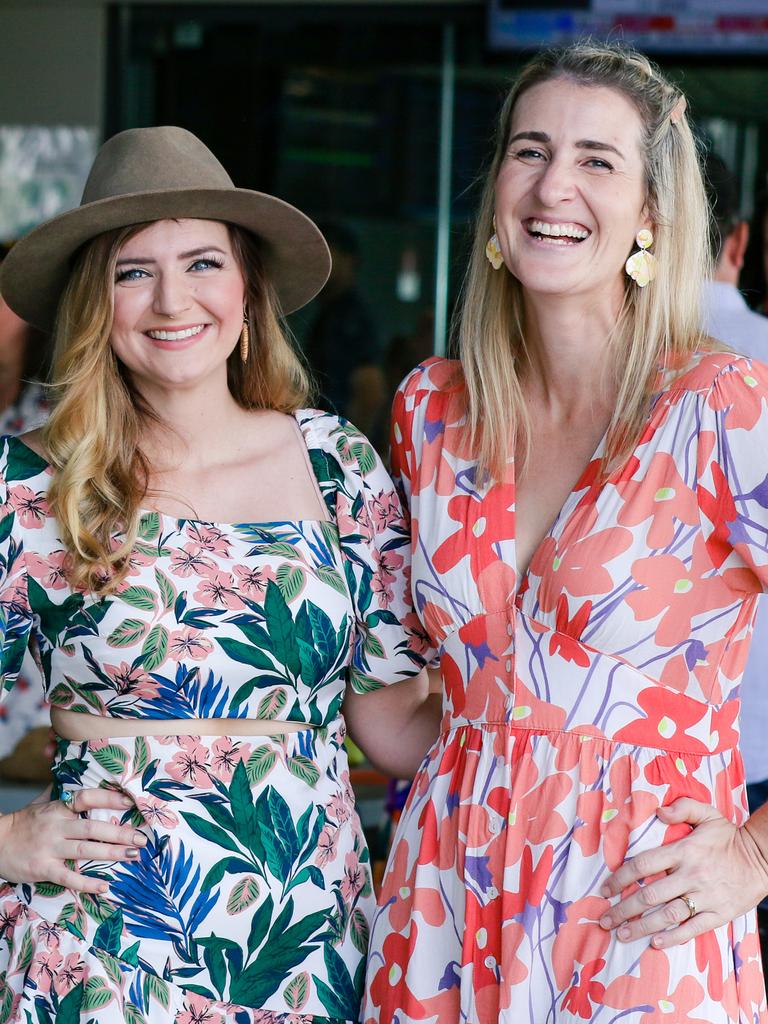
511, 423, 613, 603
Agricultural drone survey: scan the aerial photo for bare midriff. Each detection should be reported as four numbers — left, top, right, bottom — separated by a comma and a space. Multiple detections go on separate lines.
51, 707, 315, 741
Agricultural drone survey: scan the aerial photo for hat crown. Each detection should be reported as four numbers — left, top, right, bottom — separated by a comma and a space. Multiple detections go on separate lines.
82, 126, 234, 205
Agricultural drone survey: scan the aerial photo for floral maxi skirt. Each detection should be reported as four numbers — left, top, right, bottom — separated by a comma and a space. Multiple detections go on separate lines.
0, 727, 373, 1024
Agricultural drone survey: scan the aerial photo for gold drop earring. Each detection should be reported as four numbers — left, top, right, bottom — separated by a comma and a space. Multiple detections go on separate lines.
486, 216, 504, 270
239, 311, 250, 363
625, 228, 657, 287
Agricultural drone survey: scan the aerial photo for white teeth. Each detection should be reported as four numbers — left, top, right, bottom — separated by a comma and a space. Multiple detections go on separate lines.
146, 325, 206, 341
528, 220, 589, 240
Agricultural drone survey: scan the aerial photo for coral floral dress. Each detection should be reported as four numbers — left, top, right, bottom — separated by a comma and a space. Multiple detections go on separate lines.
364, 352, 768, 1023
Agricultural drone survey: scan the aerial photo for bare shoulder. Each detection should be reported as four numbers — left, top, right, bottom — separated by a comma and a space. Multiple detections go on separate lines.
18, 427, 47, 459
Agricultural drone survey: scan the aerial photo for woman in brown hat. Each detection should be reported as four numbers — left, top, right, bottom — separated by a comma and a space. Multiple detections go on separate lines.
0, 127, 440, 1024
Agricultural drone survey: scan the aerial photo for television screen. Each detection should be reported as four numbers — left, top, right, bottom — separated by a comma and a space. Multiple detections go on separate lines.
488, 0, 768, 53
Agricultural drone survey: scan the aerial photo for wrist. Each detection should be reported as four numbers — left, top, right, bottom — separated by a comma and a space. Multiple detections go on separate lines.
741, 820, 768, 898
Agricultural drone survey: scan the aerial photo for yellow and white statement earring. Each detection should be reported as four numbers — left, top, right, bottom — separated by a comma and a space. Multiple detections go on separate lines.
625, 228, 657, 287
486, 217, 504, 270
239, 312, 250, 363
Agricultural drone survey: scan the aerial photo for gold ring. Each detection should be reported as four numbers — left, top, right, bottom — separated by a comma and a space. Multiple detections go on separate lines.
680, 894, 697, 920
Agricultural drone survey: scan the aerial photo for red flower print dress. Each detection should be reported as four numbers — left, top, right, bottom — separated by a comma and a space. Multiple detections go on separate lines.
363, 352, 768, 1023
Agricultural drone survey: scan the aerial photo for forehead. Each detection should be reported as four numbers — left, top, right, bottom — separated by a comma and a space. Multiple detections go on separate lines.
120, 218, 231, 253
510, 79, 645, 154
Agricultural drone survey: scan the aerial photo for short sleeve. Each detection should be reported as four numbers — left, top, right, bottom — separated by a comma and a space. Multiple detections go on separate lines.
696, 357, 768, 591
314, 415, 431, 692
0, 436, 34, 704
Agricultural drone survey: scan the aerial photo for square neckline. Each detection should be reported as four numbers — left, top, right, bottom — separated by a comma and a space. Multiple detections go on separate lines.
3, 409, 333, 530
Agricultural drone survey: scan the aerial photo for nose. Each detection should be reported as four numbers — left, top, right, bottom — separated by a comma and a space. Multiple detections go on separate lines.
152, 270, 192, 319
534, 155, 577, 207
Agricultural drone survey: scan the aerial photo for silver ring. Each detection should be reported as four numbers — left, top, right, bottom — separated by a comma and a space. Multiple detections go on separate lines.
680, 894, 697, 920
59, 789, 76, 812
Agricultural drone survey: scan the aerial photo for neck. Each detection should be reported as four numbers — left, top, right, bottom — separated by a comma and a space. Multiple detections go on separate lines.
136, 374, 251, 470
520, 286, 621, 417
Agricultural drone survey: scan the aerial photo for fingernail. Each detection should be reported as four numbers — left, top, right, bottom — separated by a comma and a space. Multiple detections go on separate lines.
618, 926, 631, 941
99, 883, 108, 893
652, 935, 664, 948
599, 915, 611, 929
120, 796, 134, 807
599, 884, 610, 897
133, 831, 147, 845
126, 848, 140, 859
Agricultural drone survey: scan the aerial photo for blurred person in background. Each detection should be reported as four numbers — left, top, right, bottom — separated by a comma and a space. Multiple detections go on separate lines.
304, 221, 387, 436
0, 242, 51, 781
702, 150, 768, 963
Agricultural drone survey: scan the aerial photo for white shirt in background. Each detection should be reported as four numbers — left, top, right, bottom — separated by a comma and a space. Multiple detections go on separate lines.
702, 279, 768, 785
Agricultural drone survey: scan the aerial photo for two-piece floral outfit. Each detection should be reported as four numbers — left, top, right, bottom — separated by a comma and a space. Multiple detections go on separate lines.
0, 411, 427, 1024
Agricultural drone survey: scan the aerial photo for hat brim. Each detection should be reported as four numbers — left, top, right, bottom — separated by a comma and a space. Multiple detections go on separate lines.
0, 187, 331, 330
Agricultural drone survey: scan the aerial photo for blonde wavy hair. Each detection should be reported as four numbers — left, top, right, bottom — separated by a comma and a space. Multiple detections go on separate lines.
44, 222, 313, 594
457, 41, 712, 480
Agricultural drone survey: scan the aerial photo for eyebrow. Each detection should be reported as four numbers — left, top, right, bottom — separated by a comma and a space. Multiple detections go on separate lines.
115, 246, 227, 266
507, 131, 625, 159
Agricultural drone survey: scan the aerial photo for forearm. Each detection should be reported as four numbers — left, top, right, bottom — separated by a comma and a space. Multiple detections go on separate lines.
343, 670, 442, 778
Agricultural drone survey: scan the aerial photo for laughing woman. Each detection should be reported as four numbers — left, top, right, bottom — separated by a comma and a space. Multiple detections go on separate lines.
363, 43, 768, 1024
0, 127, 435, 1024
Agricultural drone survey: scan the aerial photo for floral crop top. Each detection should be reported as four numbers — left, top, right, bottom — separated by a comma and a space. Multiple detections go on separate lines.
0, 411, 429, 727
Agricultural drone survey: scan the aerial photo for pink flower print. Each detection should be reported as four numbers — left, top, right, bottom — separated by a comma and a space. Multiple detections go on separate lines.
28, 947, 63, 994
193, 570, 244, 610
8, 484, 47, 529
339, 849, 365, 904
327, 792, 352, 825
371, 547, 404, 608
136, 795, 179, 830
315, 824, 340, 867
36, 921, 62, 948
233, 564, 274, 601
369, 489, 404, 531
186, 523, 232, 559
123, 546, 155, 578
169, 627, 214, 662
210, 737, 251, 783
53, 952, 85, 996
104, 661, 159, 700
25, 550, 68, 590
169, 544, 217, 579
166, 736, 213, 790
176, 992, 224, 1024
335, 491, 374, 545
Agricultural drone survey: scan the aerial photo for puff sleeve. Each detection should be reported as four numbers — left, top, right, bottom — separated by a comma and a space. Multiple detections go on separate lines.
0, 436, 35, 704
696, 356, 768, 591
312, 415, 431, 692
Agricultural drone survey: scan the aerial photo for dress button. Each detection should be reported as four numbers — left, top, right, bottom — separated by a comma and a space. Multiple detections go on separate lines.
505, 659, 512, 673
506, 623, 514, 637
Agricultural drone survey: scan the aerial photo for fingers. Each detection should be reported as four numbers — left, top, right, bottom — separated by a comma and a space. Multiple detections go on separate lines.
52, 866, 110, 895
656, 798, 718, 827
601, 893, 699, 943
66, 840, 145, 864
601, 845, 679, 899
599, 874, 687, 931
63, 788, 134, 815
63, 816, 146, 851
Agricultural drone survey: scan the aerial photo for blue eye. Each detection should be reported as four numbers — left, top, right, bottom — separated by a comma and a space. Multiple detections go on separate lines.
115, 267, 149, 283
189, 256, 225, 271
585, 158, 613, 170
515, 148, 546, 161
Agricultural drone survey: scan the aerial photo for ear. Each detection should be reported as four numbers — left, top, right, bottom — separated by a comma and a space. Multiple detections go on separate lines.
727, 221, 750, 271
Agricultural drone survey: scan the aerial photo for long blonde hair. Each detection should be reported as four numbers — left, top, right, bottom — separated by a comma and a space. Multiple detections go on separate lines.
44, 222, 312, 594
457, 41, 712, 479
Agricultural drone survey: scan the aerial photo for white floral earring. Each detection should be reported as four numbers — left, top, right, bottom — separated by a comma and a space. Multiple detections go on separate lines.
625, 228, 657, 287
486, 216, 504, 270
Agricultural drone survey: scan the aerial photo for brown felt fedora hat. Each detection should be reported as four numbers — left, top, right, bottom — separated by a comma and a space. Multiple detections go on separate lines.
0, 126, 331, 330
